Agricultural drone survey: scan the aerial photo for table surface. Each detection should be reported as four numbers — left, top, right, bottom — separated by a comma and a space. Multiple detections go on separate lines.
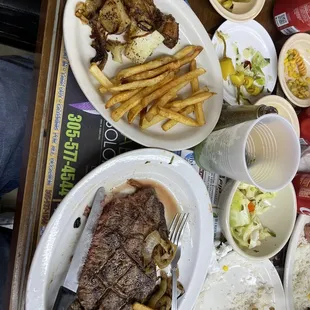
5, 0, 285, 309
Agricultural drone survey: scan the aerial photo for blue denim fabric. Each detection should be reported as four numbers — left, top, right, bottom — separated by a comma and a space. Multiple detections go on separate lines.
0, 55, 33, 309
0, 227, 11, 310
0, 56, 34, 197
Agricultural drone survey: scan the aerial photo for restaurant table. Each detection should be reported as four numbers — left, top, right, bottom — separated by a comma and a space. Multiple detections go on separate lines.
4, 0, 285, 309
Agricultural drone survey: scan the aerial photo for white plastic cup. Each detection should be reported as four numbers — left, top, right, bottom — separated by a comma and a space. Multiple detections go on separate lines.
194, 114, 300, 192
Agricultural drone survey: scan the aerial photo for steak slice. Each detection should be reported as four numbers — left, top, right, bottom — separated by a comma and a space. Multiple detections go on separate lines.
122, 0, 161, 31
77, 184, 168, 310
122, 0, 179, 48
158, 14, 179, 49
69, 299, 84, 310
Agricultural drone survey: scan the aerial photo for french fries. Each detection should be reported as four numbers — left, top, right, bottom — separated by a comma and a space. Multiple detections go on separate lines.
105, 88, 141, 108
140, 114, 166, 129
112, 73, 175, 122
109, 71, 170, 92
116, 56, 175, 80
190, 60, 205, 125
170, 91, 215, 109
174, 45, 197, 59
128, 67, 205, 123
126, 47, 203, 84
179, 46, 203, 66
90, 45, 216, 131
162, 105, 195, 131
124, 60, 181, 82
146, 87, 209, 130
159, 107, 199, 127
144, 81, 189, 122
111, 89, 144, 122
139, 107, 147, 128
141, 102, 185, 129
89, 63, 113, 88
99, 86, 108, 94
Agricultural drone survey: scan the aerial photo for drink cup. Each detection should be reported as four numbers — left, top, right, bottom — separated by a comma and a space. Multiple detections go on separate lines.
194, 114, 300, 192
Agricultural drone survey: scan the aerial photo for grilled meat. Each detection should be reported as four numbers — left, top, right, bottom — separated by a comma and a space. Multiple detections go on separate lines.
89, 18, 108, 69
123, 0, 162, 31
76, 0, 179, 68
78, 0, 106, 19
99, 0, 131, 34
69, 300, 84, 310
123, 0, 179, 48
77, 182, 168, 310
159, 14, 179, 49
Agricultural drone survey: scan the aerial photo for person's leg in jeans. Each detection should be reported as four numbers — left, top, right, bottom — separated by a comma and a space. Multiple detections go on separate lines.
0, 227, 12, 310
0, 55, 34, 309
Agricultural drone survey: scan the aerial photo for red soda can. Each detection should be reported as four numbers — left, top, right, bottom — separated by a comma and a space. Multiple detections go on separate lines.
274, 0, 310, 35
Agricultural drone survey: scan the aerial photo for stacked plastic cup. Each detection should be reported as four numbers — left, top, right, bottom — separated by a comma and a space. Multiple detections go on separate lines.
194, 114, 300, 192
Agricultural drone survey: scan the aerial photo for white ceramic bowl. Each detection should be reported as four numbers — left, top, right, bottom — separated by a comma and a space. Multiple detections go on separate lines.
218, 180, 297, 260
278, 33, 310, 108
209, 0, 265, 23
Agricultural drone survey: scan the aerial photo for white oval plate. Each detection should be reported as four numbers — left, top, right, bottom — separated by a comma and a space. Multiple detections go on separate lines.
278, 33, 310, 108
63, 0, 223, 151
284, 214, 310, 310
195, 251, 286, 310
211, 20, 277, 105
26, 149, 214, 310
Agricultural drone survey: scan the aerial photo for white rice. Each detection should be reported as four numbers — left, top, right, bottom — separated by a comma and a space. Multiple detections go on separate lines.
226, 283, 274, 310
293, 243, 310, 310
197, 250, 275, 310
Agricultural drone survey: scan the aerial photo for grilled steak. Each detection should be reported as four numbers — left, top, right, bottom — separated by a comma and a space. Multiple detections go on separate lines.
159, 14, 179, 49
76, 0, 179, 68
69, 300, 84, 310
123, 0, 162, 31
77, 182, 168, 310
89, 18, 108, 69
123, 0, 179, 48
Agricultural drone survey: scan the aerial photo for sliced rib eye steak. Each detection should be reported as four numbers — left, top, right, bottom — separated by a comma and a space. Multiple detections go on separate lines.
77, 183, 168, 310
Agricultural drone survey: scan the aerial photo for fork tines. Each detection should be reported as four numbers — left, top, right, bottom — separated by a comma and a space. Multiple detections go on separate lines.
169, 213, 189, 245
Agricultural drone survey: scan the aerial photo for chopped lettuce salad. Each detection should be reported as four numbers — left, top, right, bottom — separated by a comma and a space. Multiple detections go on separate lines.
230, 183, 276, 249
234, 47, 270, 103
217, 31, 271, 105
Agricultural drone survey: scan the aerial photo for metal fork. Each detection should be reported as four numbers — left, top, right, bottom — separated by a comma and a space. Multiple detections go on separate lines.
169, 213, 189, 310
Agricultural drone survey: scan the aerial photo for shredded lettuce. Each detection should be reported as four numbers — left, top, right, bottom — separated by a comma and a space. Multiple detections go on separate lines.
231, 227, 249, 248
232, 42, 239, 56
238, 182, 250, 190
229, 43, 271, 102
255, 77, 265, 86
252, 51, 270, 69
244, 66, 254, 77
252, 65, 264, 78
235, 64, 254, 78
259, 227, 276, 240
235, 63, 244, 73
229, 183, 276, 249
230, 190, 251, 227
243, 47, 256, 59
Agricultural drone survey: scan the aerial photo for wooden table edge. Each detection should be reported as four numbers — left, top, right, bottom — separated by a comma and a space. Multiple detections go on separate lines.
5, 0, 65, 308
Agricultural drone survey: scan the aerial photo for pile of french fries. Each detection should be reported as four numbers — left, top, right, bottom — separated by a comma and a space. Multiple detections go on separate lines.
89, 45, 216, 131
